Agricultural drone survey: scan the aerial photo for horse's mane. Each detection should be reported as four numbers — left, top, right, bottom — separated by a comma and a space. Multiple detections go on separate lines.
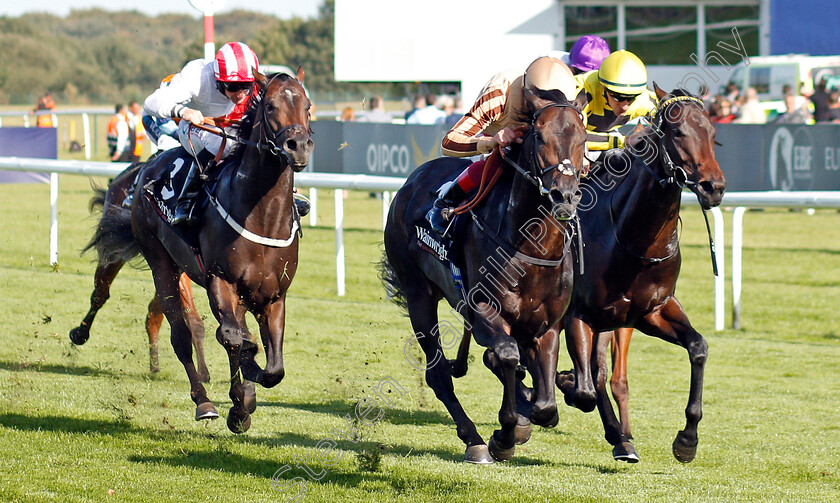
515, 86, 575, 124
230, 72, 297, 158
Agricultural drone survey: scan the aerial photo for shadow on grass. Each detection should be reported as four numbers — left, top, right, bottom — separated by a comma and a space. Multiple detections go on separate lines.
0, 359, 122, 378
260, 399, 455, 427
0, 412, 134, 434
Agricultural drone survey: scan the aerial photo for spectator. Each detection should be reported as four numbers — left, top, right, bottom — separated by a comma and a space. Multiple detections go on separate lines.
406, 94, 447, 124
33, 91, 56, 128
774, 92, 812, 124
724, 82, 741, 115
404, 94, 426, 121
828, 92, 840, 123
126, 100, 147, 162
107, 104, 131, 162
709, 96, 736, 123
356, 96, 392, 123
734, 87, 766, 124
340, 106, 355, 122
810, 76, 832, 123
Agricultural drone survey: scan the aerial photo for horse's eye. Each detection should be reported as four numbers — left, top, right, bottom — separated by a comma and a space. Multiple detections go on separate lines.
672, 129, 683, 138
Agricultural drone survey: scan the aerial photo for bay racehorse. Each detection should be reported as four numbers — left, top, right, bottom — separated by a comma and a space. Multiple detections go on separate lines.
381, 85, 587, 463
78, 69, 312, 433
71, 162, 210, 382
558, 84, 725, 463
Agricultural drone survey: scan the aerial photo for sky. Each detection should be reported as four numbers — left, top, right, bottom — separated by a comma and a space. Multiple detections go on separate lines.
0, 0, 322, 19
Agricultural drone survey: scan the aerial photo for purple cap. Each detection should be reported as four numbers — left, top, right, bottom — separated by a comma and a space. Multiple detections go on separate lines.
569, 35, 611, 73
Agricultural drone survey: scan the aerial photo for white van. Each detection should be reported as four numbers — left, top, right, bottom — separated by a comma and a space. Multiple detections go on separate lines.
726, 54, 840, 117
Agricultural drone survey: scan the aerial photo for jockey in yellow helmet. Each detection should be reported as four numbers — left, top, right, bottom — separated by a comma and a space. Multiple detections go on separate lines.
575, 50, 657, 153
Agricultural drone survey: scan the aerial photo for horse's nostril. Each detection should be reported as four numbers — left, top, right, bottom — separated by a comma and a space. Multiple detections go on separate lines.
286, 139, 298, 152
699, 181, 715, 195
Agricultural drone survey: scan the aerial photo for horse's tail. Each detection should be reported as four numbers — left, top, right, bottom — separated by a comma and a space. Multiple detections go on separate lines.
377, 250, 408, 313
81, 168, 143, 265
82, 202, 141, 265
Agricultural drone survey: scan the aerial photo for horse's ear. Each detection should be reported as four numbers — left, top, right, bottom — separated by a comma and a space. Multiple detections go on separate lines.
296, 65, 305, 84
653, 81, 668, 100
573, 88, 588, 111
254, 68, 267, 87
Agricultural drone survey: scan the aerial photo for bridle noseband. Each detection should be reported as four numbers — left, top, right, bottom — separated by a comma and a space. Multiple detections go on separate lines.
239, 73, 312, 164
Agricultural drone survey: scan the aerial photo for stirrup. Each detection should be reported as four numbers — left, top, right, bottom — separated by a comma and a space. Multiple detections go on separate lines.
426, 203, 453, 236
293, 192, 311, 217
171, 202, 198, 226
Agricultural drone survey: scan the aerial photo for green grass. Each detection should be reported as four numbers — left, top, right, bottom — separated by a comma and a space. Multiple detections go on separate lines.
0, 176, 839, 502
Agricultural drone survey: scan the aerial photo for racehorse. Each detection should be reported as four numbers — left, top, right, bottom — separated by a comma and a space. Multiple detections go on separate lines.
381, 85, 587, 463
558, 84, 725, 463
71, 163, 210, 382
77, 69, 312, 433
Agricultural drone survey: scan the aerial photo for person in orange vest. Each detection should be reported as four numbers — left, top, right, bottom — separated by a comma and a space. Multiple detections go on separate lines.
107, 104, 131, 162
127, 100, 147, 162
33, 92, 56, 128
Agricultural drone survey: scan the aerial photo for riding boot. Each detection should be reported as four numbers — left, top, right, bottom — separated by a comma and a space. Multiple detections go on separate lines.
171, 162, 204, 226
293, 191, 311, 217
426, 181, 467, 235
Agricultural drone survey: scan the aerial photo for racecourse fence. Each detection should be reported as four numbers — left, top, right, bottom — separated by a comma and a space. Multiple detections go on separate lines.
1, 156, 840, 331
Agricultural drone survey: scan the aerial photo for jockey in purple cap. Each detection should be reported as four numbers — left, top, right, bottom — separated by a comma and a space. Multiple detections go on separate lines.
568, 35, 611, 74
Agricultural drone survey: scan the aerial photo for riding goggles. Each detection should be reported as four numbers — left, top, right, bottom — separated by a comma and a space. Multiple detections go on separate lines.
606, 89, 639, 103
219, 81, 255, 94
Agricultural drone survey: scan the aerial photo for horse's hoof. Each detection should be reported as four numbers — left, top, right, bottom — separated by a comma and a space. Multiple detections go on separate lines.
613, 441, 640, 463
672, 431, 697, 463
227, 410, 251, 434
556, 370, 576, 393
244, 381, 257, 414
448, 359, 467, 378
464, 444, 494, 464
488, 435, 515, 462
69, 327, 89, 345
514, 417, 532, 445
195, 402, 219, 421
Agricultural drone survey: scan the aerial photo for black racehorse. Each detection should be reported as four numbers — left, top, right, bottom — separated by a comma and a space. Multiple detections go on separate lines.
448, 85, 726, 464
71, 163, 211, 382
558, 84, 726, 463
75, 69, 313, 433
381, 85, 587, 463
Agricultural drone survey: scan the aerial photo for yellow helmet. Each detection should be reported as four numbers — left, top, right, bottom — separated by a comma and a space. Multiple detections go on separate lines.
524, 56, 576, 100
598, 50, 647, 95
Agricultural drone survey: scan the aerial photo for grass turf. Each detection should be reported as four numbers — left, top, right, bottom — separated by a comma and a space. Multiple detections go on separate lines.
0, 175, 838, 502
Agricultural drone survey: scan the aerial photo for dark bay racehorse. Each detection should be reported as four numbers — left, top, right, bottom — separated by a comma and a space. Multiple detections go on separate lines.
381, 86, 587, 463
559, 84, 725, 463
77, 69, 313, 433
71, 163, 210, 382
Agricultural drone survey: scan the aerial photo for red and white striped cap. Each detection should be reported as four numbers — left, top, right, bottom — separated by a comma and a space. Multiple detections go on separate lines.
213, 42, 259, 82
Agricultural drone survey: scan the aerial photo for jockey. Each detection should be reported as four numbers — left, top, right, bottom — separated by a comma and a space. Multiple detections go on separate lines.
575, 49, 657, 156
550, 34, 611, 76
426, 56, 577, 235
143, 41, 261, 226
142, 74, 181, 152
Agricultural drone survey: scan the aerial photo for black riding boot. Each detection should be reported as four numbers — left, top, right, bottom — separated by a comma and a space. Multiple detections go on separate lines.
426, 181, 467, 235
171, 161, 204, 226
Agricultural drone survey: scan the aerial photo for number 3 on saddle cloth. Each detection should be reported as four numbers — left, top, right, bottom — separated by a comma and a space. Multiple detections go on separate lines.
140, 149, 303, 255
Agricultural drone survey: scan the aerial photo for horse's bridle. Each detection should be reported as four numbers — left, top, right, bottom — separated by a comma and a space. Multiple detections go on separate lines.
500, 102, 585, 196
645, 95, 706, 189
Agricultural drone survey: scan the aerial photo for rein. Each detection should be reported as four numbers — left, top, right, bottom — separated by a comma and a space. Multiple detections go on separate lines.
188, 74, 307, 248
609, 93, 718, 272
462, 101, 584, 268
